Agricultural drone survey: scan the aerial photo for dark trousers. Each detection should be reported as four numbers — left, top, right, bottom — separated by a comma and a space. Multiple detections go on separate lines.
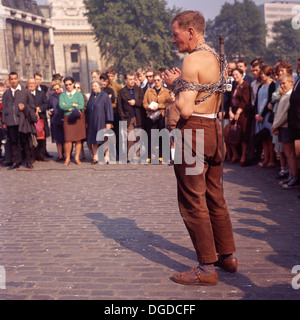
146, 114, 165, 159
113, 112, 120, 159
174, 116, 236, 264
33, 139, 46, 161
7, 125, 32, 164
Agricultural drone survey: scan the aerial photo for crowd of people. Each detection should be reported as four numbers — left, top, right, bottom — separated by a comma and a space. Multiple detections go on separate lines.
221, 55, 300, 190
0, 55, 299, 192
0, 67, 179, 169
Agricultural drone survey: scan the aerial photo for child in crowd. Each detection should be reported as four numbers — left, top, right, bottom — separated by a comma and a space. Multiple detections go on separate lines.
271, 74, 299, 188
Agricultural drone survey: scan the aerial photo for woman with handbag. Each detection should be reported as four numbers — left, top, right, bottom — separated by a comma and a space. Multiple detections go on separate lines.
59, 77, 86, 166
227, 68, 251, 165
254, 65, 276, 168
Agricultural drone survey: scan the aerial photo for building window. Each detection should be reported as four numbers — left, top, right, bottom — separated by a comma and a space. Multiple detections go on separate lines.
36, 45, 41, 59
13, 41, 20, 56
71, 44, 80, 63
72, 72, 80, 82
25, 44, 30, 58
25, 64, 32, 78
44, 67, 50, 82
44, 47, 49, 60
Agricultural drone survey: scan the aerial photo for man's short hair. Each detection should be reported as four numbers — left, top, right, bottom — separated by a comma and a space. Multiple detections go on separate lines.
237, 60, 247, 67
100, 73, 109, 81
9, 72, 18, 78
251, 62, 260, 69
171, 10, 206, 34
153, 71, 162, 78
124, 72, 135, 79
106, 67, 117, 75
136, 68, 146, 77
34, 72, 42, 78
91, 69, 101, 76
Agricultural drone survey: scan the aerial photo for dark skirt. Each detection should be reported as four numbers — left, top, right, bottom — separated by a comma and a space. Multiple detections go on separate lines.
278, 127, 294, 144
63, 113, 86, 142
51, 122, 64, 144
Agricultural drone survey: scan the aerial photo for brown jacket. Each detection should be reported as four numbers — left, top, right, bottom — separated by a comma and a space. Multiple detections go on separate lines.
143, 86, 173, 117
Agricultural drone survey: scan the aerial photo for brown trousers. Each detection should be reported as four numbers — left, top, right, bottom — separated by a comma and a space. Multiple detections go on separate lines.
174, 116, 236, 264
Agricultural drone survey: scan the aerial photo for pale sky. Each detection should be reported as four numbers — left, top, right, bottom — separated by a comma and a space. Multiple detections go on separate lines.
35, 0, 271, 21
166, 0, 269, 20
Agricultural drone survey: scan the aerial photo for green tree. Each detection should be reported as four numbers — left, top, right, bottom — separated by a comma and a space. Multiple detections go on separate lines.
205, 0, 266, 62
266, 19, 300, 67
83, 0, 179, 76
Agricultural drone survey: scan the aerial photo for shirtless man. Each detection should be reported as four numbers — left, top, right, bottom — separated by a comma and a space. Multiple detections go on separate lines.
165, 11, 237, 286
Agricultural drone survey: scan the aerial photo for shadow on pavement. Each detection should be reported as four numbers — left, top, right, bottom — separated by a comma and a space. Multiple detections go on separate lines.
85, 212, 196, 273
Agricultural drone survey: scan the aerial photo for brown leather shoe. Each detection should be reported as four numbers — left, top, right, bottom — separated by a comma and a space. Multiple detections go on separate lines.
214, 257, 238, 273
171, 267, 218, 286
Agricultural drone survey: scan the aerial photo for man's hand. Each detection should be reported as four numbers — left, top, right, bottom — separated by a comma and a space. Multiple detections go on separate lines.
164, 68, 181, 87
18, 103, 25, 111
128, 99, 135, 106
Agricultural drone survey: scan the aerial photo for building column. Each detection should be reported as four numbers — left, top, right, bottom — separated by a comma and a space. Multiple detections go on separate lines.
79, 43, 90, 93
0, 5, 9, 78
64, 44, 71, 76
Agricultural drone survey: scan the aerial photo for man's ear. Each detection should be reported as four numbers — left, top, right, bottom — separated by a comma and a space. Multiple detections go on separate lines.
188, 27, 194, 40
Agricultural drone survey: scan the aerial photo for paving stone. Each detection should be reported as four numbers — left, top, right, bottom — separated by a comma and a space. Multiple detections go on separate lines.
0, 141, 300, 300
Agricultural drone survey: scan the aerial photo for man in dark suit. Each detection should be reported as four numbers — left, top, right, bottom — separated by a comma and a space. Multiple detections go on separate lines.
237, 59, 254, 84
287, 54, 300, 195
34, 72, 48, 94
288, 53, 300, 139
27, 78, 50, 161
117, 73, 145, 162
2, 72, 37, 169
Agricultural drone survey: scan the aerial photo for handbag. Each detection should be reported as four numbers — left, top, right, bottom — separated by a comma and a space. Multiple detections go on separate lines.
68, 107, 81, 124
149, 110, 161, 122
35, 118, 45, 140
224, 122, 241, 145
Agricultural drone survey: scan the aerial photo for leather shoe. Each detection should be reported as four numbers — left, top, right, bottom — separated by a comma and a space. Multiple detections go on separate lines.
7, 162, 20, 170
214, 256, 238, 273
171, 267, 218, 286
25, 162, 33, 169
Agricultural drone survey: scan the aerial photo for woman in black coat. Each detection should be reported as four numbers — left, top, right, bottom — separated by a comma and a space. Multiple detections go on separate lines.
86, 79, 114, 164
228, 68, 251, 165
49, 80, 64, 161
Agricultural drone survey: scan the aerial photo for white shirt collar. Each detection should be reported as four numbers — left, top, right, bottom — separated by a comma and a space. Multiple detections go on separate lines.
11, 84, 21, 92
66, 89, 76, 96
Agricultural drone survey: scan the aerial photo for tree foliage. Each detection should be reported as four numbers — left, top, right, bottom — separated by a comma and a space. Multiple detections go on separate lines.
265, 19, 300, 67
205, 0, 266, 62
83, 0, 179, 75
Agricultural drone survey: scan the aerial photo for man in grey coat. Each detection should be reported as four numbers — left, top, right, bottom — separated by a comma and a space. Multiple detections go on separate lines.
2, 72, 37, 169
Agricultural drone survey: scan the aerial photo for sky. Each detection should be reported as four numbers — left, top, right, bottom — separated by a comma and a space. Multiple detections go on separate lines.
35, 0, 270, 21
166, 0, 268, 20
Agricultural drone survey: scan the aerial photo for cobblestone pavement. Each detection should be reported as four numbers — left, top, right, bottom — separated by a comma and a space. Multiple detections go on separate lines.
0, 142, 299, 300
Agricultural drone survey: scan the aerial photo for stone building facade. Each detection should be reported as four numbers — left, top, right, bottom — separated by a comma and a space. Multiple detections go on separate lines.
0, 0, 54, 83
41, 0, 107, 93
